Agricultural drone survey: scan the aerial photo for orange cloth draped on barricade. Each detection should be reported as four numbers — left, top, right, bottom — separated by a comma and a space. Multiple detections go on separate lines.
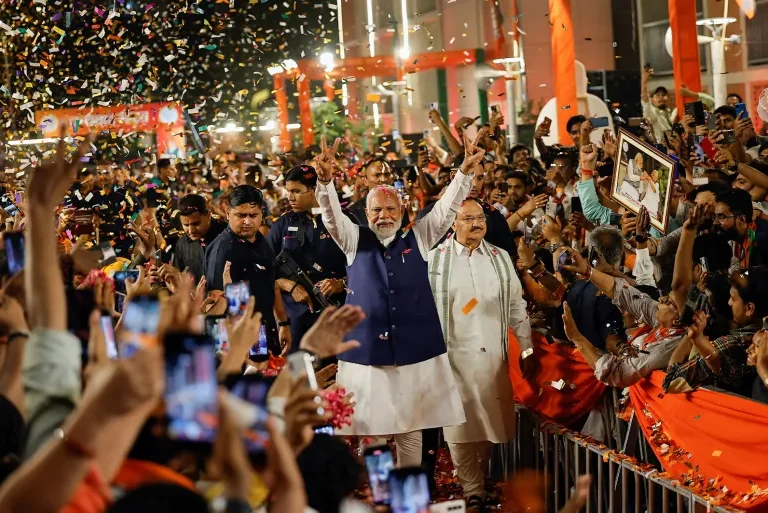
508, 329, 607, 425
629, 371, 768, 511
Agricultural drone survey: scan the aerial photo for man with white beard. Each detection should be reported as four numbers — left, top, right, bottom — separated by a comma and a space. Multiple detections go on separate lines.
312, 135, 485, 467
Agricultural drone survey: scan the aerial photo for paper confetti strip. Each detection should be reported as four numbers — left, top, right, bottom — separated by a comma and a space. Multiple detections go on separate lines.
462, 298, 478, 315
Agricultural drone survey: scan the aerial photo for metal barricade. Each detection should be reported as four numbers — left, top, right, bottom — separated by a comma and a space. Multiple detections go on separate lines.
508, 406, 740, 513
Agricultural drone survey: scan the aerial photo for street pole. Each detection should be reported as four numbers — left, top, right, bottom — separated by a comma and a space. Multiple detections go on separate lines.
505, 61, 518, 146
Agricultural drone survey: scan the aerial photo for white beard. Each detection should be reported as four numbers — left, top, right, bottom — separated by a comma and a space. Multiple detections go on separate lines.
369, 220, 399, 241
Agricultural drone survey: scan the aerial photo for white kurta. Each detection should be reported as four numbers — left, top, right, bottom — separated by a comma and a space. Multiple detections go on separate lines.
316, 174, 473, 436
441, 240, 517, 443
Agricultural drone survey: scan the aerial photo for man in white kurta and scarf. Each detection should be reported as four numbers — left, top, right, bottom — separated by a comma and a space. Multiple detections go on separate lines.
429, 198, 533, 510
312, 135, 486, 467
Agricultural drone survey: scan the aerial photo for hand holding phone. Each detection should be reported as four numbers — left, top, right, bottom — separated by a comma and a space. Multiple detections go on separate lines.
287, 351, 319, 390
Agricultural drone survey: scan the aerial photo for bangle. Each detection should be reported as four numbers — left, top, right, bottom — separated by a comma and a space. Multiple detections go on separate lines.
53, 428, 94, 459
7, 330, 30, 343
584, 265, 593, 280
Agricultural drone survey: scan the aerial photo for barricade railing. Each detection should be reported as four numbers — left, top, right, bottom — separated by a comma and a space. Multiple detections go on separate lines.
504, 406, 741, 513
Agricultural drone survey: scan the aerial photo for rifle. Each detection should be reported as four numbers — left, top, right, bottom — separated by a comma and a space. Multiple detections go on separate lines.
275, 250, 338, 311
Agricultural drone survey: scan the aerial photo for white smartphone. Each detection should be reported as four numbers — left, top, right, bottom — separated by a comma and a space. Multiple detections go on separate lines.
287, 351, 318, 390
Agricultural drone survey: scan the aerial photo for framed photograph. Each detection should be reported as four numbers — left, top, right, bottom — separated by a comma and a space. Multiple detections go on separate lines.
610, 128, 676, 233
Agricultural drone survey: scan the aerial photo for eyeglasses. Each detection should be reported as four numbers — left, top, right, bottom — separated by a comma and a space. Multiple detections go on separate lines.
457, 215, 488, 224
713, 213, 736, 223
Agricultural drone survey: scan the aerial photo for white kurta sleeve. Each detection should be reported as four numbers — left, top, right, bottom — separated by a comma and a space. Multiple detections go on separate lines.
315, 181, 360, 265
508, 267, 533, 352
413, 171, 473, 258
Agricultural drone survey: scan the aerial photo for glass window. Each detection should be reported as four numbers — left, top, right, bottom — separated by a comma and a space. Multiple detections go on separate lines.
747, 0, 768, 65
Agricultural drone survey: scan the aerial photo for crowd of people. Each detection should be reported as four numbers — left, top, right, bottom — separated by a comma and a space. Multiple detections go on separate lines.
0, 65, 767, 513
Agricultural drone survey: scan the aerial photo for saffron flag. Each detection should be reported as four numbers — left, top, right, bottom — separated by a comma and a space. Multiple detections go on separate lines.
737, 0, 756, 19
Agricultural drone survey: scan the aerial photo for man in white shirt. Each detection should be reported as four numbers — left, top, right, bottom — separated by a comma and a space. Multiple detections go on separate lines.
428, 198, 532, 509
641, 67, 677, 141
312, 135, 485, 467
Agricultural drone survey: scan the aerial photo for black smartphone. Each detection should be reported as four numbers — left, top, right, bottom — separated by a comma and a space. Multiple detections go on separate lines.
589, 247, 600, 267
100, 312, 119, 360
721, 129, 736, 145
114, 269, 140, 295
491, 104, 500, 115
2, 202, 19, 217
684, 100, 706, 126
205, 315, 229, 354
388, 466, 431, 513
571, 197, 582, 214
226, 375, 270, 464
680, 286, 705, 326
225, 281, 250, 318
164, 333, 218, 446
609, 212, 622, 227
364, 445, 395, 505
249, 322, 270, 362
4, 231, 24, 275
120, 294, 161, 357
588, 116, 610, 128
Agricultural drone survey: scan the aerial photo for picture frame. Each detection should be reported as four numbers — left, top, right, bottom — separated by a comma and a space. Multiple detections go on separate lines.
610, 128, 676, 234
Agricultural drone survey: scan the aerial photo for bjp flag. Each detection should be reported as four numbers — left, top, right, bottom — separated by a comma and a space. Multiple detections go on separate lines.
737, 0, 756, 18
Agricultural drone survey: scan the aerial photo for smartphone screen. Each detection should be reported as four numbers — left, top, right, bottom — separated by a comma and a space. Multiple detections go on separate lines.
14, 191, 22, 206
120, 295, 161, 357
100, 314, 119, 360
3, 203, 19, 217
365, 445, 395, 505
205, 316, 229, 354
735, 102, 748, 120
389, 467, 430, 513
227, 376, 270, 456
164, 333, 218, 444
226, 281, 250, 318
571, 197, 582, 214
114, 270, 140, 295
249, 323, 270, 360
609, 212, 622, 227
4, 232, 24, 275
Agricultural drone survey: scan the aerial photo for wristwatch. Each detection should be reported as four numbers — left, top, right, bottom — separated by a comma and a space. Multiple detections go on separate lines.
278, 319, 291, 327
634, 234, 649, 244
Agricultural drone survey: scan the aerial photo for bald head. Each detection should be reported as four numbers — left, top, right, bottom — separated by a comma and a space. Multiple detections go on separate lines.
366, 185, 403, 240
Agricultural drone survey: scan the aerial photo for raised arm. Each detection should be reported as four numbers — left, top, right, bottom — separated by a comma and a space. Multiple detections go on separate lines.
26, 135, 89, 330
314, 136, 360, 262
415, 132, 484, 250
670, 204, 707, 310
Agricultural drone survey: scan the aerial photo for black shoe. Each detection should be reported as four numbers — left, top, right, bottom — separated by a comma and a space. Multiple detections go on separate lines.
467, 495, 485, 513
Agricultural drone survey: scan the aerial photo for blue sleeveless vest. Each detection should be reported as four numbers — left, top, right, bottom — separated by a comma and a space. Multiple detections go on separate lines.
340, 227, 447, 366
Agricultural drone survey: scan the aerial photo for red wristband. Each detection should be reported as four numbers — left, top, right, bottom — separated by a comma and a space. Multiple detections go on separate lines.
54, 428, 95, 459
580, 169, 595, 177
